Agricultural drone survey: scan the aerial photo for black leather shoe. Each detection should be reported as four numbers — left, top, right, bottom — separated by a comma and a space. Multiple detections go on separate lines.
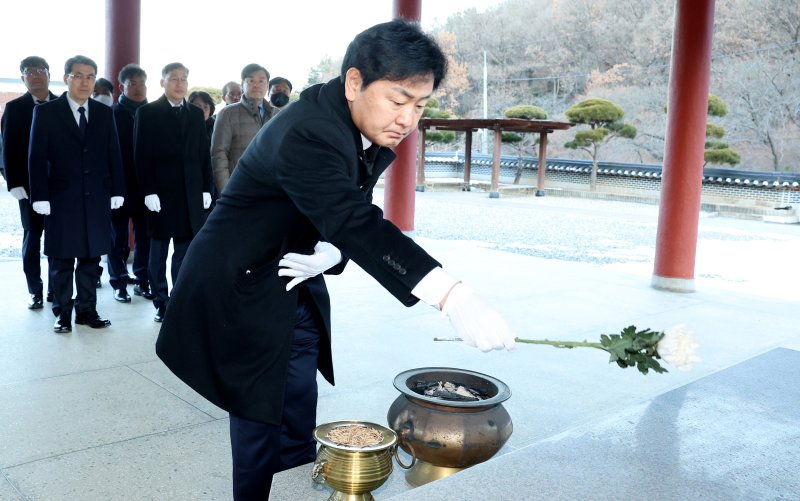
154, 306, 166, 323
113, 288, 131, 303
134, 284, 155, 300
54, 315, 72, 333
46, 290, 53, 302
28, 294, 44, 310
75, 311, 111, 329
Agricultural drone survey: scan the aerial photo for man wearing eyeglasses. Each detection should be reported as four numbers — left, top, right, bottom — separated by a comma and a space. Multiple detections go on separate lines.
28, 55, 125, 333
1, 56, 57, 310
133, 62, 213, 323
211, 63, 272, 195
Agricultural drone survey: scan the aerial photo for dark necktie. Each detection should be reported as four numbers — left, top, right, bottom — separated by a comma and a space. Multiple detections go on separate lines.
78, 106, 87, 136
174, 105, 182, 115
35, 99, 46, 105
362, 144, 380, 176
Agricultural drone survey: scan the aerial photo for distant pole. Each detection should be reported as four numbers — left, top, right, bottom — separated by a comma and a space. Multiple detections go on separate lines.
652, 0, 716, 292
385, 0, 422, 231
482, 50, 488, 153
105, 0, 140, 100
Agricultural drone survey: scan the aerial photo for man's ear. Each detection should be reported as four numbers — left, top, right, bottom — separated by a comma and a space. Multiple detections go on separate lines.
343, 68, 363, 102
160, 78, 166, 90
63, 74, 69, 86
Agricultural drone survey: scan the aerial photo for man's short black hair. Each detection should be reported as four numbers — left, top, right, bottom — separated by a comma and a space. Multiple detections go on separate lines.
222, 81, 239, 95
64, 55, 98, 75
340, 19, 447, 90
241, 64, 269, 82
269, 77, 292, 92
95, 77, 114, 94
162, 62, 189, 78
20, 56, 49, 74
119, 63, 147, 84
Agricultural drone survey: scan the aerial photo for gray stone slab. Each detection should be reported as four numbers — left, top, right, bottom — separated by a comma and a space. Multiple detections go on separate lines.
4, 419, 231, 501
0, 475, 23, 501
0, 366, 214, 467
0, 292, 163, 386
130, 360, 229, 420
385, 347, 800, 500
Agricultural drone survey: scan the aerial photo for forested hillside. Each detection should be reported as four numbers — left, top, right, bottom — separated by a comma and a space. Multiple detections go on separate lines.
309, 0, 799, 172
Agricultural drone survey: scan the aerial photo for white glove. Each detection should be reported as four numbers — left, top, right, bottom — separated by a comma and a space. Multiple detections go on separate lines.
278, 241, 342, 291
10, 187, 28, 200
144, 194, 161, 212
32, 201, 51, 215
110, 196, 124, 209
442, 284, 516, 352
202, 192, 211, 209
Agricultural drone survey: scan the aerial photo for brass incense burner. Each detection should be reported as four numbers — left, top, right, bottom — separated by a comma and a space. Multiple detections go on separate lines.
312, 420, 414, 501
386, 367, 513, 486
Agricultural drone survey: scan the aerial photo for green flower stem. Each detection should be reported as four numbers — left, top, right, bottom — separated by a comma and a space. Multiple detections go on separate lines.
514, 337, 609, 352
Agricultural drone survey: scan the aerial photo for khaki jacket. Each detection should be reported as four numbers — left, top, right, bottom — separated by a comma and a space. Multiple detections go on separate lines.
210, 95, 273, 193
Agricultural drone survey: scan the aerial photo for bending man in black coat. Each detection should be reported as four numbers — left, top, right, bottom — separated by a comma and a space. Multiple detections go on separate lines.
156, 20, 515, 499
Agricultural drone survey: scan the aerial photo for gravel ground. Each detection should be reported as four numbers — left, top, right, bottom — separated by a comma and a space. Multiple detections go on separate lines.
1, 181, 797, 297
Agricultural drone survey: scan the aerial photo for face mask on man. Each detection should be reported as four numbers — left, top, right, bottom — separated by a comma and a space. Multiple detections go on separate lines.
93, 94, 114, 107
270, 93, 289, 108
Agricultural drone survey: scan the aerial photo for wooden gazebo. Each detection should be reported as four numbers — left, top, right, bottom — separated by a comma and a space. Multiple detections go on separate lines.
417, 118, 574, 197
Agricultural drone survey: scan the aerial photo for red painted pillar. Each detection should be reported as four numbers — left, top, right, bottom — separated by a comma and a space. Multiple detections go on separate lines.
105, 0, 140, 99
652, 0, 715, 292
385, 0, 422, 231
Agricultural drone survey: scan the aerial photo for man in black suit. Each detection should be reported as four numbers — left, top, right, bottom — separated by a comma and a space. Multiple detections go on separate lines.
28, 55, 125, 333
156, 20, 514, 499
108, 63, 153, 303
134, 62, 212, 323
1, 56, 57, 310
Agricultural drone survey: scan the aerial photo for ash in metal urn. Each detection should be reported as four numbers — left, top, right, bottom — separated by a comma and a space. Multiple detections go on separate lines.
386, 367, 513, 486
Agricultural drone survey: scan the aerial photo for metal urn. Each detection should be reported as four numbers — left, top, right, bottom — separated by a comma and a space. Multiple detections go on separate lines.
312, 420, 414, 501
386, 367, 513, 486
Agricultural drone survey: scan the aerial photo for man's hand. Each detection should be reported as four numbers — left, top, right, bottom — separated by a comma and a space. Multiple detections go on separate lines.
10, 187, 28, 200
278, 241, 342, 291
442, 284, 516, 352
32, 201, 51, 215
202, 192, 211, 209
110, 196, 124, 209
144, 194, 161, 212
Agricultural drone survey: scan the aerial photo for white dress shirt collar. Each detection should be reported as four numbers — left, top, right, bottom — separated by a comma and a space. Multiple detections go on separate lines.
66, 93, 89, 126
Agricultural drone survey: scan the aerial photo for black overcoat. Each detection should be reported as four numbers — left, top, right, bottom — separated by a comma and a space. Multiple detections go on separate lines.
133, 95, 212, 239
1, 91, 57, 191
156, 78, 441, 424
28, 94, 124, 258
112, 96, 147, 219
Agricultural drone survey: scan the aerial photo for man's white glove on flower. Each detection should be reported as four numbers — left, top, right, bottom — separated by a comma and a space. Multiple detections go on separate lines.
144, 194, 161, 212
32, 201, 50, 215
202, 192, 211, 209
10, 187, 28, 200
278, 241, 342, 291
442, 284, 516, 352
110, 196, 124, 209
412, 267, 515, 352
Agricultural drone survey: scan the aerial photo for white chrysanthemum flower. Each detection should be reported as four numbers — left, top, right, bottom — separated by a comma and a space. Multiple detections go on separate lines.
656, 324, 700, 372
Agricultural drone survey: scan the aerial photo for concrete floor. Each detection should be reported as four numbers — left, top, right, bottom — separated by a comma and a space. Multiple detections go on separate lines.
1, 197, 799, 500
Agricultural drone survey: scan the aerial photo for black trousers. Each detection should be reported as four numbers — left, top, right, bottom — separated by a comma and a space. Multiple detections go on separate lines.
49, 256, 101, 317
148, 237, 191, 309
108, 212, 150, 290
229, 294, 321, 500
19, 199, 49, 295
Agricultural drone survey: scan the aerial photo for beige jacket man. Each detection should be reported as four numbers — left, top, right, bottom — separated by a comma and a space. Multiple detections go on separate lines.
211, 94, 273, 193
